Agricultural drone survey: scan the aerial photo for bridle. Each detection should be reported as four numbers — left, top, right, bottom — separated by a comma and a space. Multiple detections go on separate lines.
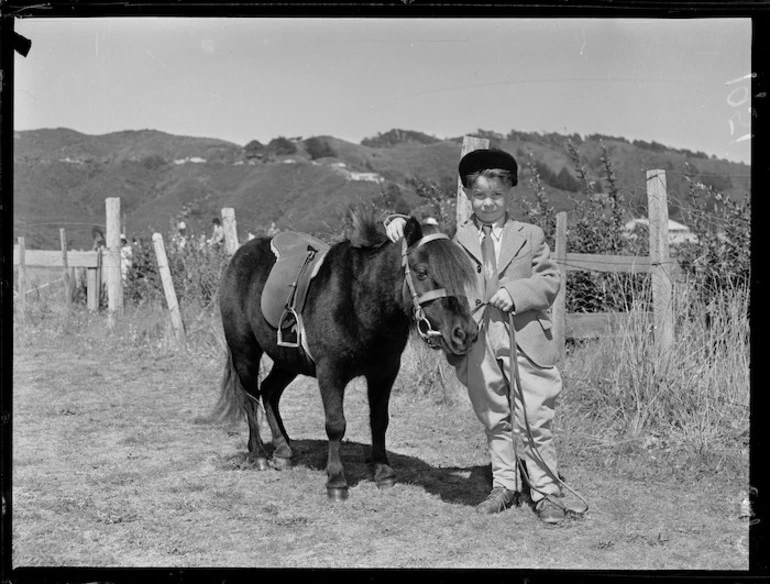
401, 233, 454, 349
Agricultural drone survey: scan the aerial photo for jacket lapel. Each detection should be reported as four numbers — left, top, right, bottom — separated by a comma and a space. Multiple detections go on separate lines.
497, 219, 527, 273
455, 221, 483, 267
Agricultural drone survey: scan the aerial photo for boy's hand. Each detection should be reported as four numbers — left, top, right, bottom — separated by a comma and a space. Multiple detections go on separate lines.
489, 288, 515, 312
385, 217, 407, 242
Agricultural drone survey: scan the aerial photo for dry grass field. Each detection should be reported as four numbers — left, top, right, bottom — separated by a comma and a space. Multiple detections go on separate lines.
10, 299, 750, 572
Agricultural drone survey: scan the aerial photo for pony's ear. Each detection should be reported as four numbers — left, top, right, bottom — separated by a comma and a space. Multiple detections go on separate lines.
403, 217, 423, 248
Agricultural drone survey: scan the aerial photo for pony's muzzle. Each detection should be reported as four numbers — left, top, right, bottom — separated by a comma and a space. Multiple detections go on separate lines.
448, 320, 478, 355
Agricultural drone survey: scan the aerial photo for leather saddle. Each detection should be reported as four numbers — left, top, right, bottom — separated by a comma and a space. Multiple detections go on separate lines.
261, 231, 330, 353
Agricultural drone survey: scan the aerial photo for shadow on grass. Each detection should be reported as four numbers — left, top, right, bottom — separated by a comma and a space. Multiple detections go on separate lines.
220, 438, 495, 508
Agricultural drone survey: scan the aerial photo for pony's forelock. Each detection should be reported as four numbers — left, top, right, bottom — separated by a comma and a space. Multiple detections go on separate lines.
422, 239, 476, 297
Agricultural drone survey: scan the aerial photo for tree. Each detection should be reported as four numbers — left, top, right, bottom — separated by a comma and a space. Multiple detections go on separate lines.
304, 137, 337, 160
266, 136, 297, 157
244, 139, 265, 160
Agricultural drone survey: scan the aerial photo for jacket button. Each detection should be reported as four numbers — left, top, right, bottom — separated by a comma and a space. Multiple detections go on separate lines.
475, 299, 482, 306
476, 265, 482, 273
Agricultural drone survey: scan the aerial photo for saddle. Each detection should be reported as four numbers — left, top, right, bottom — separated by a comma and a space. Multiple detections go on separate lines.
261, 231, 330, 356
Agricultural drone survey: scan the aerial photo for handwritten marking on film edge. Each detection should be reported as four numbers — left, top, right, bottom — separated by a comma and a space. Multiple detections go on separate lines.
725, 73, 754, 145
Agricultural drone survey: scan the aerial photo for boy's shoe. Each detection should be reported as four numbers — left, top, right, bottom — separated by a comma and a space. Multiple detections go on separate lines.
535, 497, 566, 524
475, 487, 517, 514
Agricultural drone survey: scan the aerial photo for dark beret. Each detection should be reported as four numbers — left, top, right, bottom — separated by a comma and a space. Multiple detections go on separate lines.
458, 149, 518, 187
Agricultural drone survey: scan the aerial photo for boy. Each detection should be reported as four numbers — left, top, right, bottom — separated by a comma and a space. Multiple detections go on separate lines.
385, 149, 565, 524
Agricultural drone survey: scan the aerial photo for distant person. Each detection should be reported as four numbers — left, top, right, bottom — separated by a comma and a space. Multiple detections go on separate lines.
172, 221, 188, 251
385, 149, 569, 524
91, 227, 106, 251
208, 217, 225, 247
120, 235, 133, 282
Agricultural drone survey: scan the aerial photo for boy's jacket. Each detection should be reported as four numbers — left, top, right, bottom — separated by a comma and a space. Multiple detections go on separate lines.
454, 216, 561, 367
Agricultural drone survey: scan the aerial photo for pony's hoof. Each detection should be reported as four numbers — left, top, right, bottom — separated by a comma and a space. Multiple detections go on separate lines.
272, 456, 292, 471
251, 457, 270, 471
327, 487, 349, 501
376, 477, 397, 490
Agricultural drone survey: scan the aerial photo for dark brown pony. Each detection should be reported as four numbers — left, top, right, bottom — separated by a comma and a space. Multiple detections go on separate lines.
215, 212, 478, 500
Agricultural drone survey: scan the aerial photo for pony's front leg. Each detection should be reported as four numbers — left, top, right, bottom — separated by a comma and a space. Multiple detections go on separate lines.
366, 367, 398, 489
317, 367, 348, 500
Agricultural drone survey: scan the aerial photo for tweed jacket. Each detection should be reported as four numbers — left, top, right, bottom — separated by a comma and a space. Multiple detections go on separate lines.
455, 215, 561, 368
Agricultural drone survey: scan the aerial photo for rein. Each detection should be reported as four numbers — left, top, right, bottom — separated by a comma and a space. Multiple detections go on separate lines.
481, 302, 590, 517
401, 233, 453, 349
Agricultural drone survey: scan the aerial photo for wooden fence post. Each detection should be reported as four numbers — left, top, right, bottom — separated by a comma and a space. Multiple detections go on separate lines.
646, 169, 674, 360
105, 197, 123, 327
59, 228, 72, 308
87, 251, 101, 311
221, 207, 239, 257
553, 212, 568, 361
455, 136, 490, 226
152, 233, 186, 345
17, 236, 26, 313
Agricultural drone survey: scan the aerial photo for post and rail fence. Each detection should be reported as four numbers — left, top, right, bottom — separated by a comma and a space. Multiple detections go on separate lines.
14, 137, 676, 361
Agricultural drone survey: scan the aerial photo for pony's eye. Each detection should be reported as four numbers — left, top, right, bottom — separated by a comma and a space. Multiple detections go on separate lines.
416, 266, 429, 280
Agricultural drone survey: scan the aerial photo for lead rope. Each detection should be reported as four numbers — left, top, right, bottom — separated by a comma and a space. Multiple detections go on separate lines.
505, 310, 589, 518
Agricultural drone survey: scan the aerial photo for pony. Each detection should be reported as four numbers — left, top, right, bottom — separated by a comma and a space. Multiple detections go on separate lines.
215, 211, 478, 500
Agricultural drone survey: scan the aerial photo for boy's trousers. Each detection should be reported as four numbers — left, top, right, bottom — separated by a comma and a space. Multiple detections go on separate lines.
455, 308, 563, 502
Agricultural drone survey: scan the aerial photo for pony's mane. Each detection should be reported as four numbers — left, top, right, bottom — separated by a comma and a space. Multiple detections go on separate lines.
348, 208, 389, 249
345, 209, 475, 295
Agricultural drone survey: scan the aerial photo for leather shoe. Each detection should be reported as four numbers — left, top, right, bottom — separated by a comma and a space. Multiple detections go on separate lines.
475, 486, 517, 514
535, 497, 566, 524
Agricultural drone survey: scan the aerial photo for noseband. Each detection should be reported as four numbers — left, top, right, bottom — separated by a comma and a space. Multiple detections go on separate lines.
401, 233, 453, 349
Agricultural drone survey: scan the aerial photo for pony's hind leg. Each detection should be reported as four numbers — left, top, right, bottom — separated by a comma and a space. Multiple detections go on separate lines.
259, 366, 298, 470
231, 350, 271, 470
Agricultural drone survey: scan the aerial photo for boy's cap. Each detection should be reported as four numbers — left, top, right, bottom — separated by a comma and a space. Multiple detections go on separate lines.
459, 149, 518, 187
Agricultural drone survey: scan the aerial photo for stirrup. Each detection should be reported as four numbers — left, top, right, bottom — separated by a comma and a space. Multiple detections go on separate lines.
276, 308, 300, 348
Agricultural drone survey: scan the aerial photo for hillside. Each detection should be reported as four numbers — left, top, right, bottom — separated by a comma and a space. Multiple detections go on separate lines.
12, 128, 750, 250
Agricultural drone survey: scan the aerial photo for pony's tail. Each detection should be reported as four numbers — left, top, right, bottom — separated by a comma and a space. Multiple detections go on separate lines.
211, 348, 260, 428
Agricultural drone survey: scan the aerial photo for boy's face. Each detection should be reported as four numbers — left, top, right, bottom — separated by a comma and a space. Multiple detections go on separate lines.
464, 175, 512, 225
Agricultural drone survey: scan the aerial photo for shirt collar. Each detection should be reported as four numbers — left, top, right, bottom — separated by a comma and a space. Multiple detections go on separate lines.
475, 214, 508, 239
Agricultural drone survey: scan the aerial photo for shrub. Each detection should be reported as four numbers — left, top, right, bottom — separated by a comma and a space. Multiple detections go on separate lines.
676, 165, 750, 304
361, 129, 439, 148
266, 137, 297, 157
141, 154, 166, 171
304, 137, 337, 160
124, 231, 229, 309
244, 139, 265, 160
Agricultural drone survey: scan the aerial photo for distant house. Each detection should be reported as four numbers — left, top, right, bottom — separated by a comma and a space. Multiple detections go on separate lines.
348, 172, 384, 184
623, 218, 698, 245
173, 156, 207, 165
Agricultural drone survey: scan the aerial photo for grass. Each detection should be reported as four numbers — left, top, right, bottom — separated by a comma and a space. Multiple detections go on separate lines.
10, 284, 750, 569
560, 278, 750, 455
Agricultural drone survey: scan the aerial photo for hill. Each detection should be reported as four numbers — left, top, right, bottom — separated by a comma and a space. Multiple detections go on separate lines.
12, 128, 750, 250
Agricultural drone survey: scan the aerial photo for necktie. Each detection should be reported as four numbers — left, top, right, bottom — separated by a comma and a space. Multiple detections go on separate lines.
481, 224, 499, 302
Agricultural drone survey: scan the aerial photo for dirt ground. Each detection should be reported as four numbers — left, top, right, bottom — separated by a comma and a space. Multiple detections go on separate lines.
11, 314, 750, 570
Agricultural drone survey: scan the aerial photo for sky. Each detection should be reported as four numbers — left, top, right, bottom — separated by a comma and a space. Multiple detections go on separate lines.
14, 17, 752, 164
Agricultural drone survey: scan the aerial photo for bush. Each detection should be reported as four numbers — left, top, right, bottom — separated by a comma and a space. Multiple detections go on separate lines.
244, 139, 265, 160
266, 136, 297, 157
141, 154, 166, 171
304, 137, 337, 160
361, 129, 439, 148
124, 232, 229, 309
676, 167, 750, 303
